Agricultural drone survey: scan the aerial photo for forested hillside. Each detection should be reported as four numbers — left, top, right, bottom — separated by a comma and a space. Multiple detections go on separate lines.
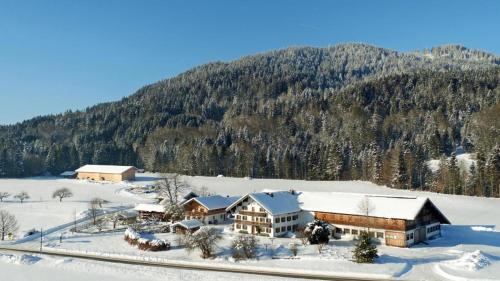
0, 43, 498, 197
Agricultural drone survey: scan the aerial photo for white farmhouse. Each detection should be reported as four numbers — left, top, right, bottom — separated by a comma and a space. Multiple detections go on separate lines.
226, 190, 301, 237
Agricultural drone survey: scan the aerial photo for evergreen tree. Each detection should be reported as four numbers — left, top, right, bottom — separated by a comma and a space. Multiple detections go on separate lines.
447, 152, 461, 195
466, 163, 478, 196
352, 231, 378, 263
485, 146, 500, 197
325, 143, 343, 180
392, 149, 409, 189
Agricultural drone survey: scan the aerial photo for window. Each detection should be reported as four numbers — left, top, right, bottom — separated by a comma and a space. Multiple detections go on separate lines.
344, 228, 350, 234
266, 228, 271, 233
287, 225, 291, 231
242, 216, 247, 220
281, 217, 286, 223
242, 206, 247, 210
260, 208, 265, 212
376, 232, 384, 239
406, 233, 414, 240
275, 228, 280, 233
236, 215, 241, 220
266, 218, 271, 223
251, 207, 254, 212
292, 215, 298, 220
351, 229, 358, 235
427, 225, 440, 233
275, 218, 280, 223
287, 216, 291, 221
281, 226, 286, 232
236, 224, 241, 229
335, 228, 342, 234
292, 224, 298, 231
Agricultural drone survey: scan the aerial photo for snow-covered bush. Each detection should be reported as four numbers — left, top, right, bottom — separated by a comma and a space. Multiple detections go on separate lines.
183, 227, 222, 259
124, 227, 170, 251
231, 235, 258, 260
304, 220, 331, 245
137, 238, 170, 251
124, 227, 141, 245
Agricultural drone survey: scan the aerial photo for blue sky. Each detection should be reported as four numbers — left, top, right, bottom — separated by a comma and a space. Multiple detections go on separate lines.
1, 0, 499, 124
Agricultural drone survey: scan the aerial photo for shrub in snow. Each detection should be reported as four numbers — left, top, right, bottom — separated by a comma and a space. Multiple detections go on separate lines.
304, 220, 331, 245
352, 231, 378, 263
124, 227, 170, 251
124, 227, 141, 245
231, 235, 258, 260
183, 227, 222, 259
137, 238, 170, 251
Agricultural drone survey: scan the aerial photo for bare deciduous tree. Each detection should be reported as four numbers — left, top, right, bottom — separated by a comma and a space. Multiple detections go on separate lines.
89, 198, 102, 225
358, 196, 375, 217
316, 242, 326, 254
358, 196, 375, 231
14, 191, 29, 203
52, 188, 73, 202
0, 210, 19, 240
108, 212, 125, 229
90, 197, 109, 208
156, 174, 186, 205
183, 227, 222, 259
0, 192, 10, 202
231, 235, 258, 260
295, 226, 310, 246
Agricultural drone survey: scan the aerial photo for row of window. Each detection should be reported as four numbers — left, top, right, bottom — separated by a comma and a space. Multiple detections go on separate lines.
275, 224, 299, 233
274, 215, 299, 223
427, 224, 440, 233
235, 224, 272, 233
406, 233, 414, 241
336, 228, 384, 238
235, 215, 271, 223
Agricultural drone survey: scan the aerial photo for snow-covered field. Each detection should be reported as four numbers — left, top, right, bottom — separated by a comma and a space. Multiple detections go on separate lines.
0, 174, 499, 281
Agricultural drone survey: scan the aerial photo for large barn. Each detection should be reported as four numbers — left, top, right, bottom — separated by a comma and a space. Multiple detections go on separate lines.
75, 165, 136, 182
298, 192, 451, 247
227, 190, 451, 247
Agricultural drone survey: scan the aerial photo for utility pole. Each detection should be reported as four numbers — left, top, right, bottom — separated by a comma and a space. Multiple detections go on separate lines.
39, 228, 43, 252
73, 209, 77, 232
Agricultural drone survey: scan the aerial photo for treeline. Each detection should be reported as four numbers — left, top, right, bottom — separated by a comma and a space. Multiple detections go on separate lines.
0, 44, 498, 197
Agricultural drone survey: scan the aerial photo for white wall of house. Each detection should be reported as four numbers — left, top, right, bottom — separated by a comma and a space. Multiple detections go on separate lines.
232, 198, 301, 237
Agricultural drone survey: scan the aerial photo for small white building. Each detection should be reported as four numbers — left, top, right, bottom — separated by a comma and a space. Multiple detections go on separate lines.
226, 190, 301, 237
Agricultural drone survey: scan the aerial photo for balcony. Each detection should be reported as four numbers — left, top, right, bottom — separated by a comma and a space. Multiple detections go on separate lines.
238, 210, 268, 217
234, 219, 272, 227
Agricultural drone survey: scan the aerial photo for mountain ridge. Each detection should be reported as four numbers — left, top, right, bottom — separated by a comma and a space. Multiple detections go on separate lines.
0, 43, 498, 197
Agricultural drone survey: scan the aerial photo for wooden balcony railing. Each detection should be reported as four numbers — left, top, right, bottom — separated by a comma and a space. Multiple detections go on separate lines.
238, 210, 268, 217
234, 219, 272, 227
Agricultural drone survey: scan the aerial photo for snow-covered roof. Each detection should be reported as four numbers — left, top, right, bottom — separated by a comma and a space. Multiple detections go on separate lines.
173, 219, 203, 229
134, 203, 165, 213
227, 191, 301, 215
76, 165, 135, 174
183, 195, 239, 210
60, 171, 76, 176
298, 191, 434, 221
